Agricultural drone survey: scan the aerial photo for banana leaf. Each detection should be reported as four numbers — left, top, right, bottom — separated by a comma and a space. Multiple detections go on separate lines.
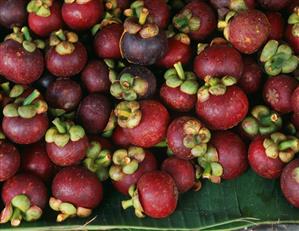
1, 169, 299, 231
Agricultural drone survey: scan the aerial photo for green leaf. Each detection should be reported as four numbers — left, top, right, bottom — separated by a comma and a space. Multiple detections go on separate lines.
1, 170, 299, 230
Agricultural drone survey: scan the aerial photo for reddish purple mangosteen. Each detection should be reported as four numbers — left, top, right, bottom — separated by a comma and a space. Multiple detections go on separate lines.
2, 87, 49, 144
162, 156, 196, 193
157, 35, 192, 68
27, 0, 63, 37
109, 147, 157, 195
62, 0, 104, 31
167, 116, 212, 160
160, 62, 198, 112
81, 60, 111, 94
1, 173, 48, 226
249, 133, 298, 179
110, 65, 156, 101
94, 22, 123, 59
0, 27, 44, 85
46, 78, 82, 112
0, 132, 20, 182
281, 158, 299, 208
21, 141, 55, 182
173, 1, 217, 41
45, 118, 89, 166
77, 94, 111, 134
45, 29, 87, 77
122, 171, 178, 218
114, 100, 169, 148
196, 78, 249, 130
263, 75, 297, 114
50, 166, 103, 221
219, 9, 270, 54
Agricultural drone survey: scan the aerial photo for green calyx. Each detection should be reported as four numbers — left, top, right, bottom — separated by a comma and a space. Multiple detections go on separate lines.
105, 0, 122, 16
241, 105, 282, 137
64, 0, 93, 4
27, 0, 52, 17
260, 40, 298, 76
182, 119, 212, 158
3, 89, 48, 119
102, 112, 117, 138
0, 195, 42, 226
123, 9, 159, 39
114, 101, 142, 129
229, 0, 248, 11
45, 118, 85, 147
121, 185, 145, 218
197, 76, 237, 102
109, 146, 145, 181
110, 72, 149, 101
49, 29, 78, 55
49, 197, 92, 222
5, 27, 45, 52
263, 132, 299, 163
173, 8, 200, 34
288, 7, 299, 25
164, 62, 199, 95
197, 145, 223, 184
217, 10, 236, 30
83, 141, 112, 181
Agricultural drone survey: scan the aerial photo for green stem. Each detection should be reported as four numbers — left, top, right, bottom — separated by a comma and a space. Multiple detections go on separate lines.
10, 208, 22, 227
23, 90, 40, 106
174, 62, 185, 80
52, 118, 66, 134
21, 27, 32, 41
121, 199, 133, 209
138, 8, 149, 25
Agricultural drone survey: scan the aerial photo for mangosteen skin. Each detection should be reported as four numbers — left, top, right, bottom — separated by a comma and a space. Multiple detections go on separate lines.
46, 78, 82, 112
160, 83, 196, 112
77, 94, 111, 134
137, 171, 178, 218
52, 166, 103, 209
45, 42, 87, 77
21, 142, 55, 182
263, 75, 298, 114
81, 60, 110, 94
257, 0, 291, 10
119, 65, 157, 99
162, 157, 195, 193
194, 44, 244, 81
0, 141, 20, 182
120, 30, 168, 66
238, 56, 262, 94
2, 173, 48, 209
167, 116, 198, 160
94, 23, 123, 59
292, 86, 299, 114
112, 151, 158, 195
183, 1, 217, 40
62, 0, 104, 31
2, 114, 49, 145
28, 1, 63, 37
228, 9, 270, 54
112, 126, 131, 148
280, 159, 299, 208
124, 100, 170, 148
144, 0, 170, 29
0, 0, 27, 28
248, 136, 285, 179
265, 11, 284, 41
210, 131, 248, 180
0, 39, 44, 84
286, 24, 299, 55
157, 37, 192, 68
196, 86, 249, 130
46, 136, 89, 167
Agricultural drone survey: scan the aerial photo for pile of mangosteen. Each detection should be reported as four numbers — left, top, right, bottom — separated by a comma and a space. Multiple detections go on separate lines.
0, 0, 299, 226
